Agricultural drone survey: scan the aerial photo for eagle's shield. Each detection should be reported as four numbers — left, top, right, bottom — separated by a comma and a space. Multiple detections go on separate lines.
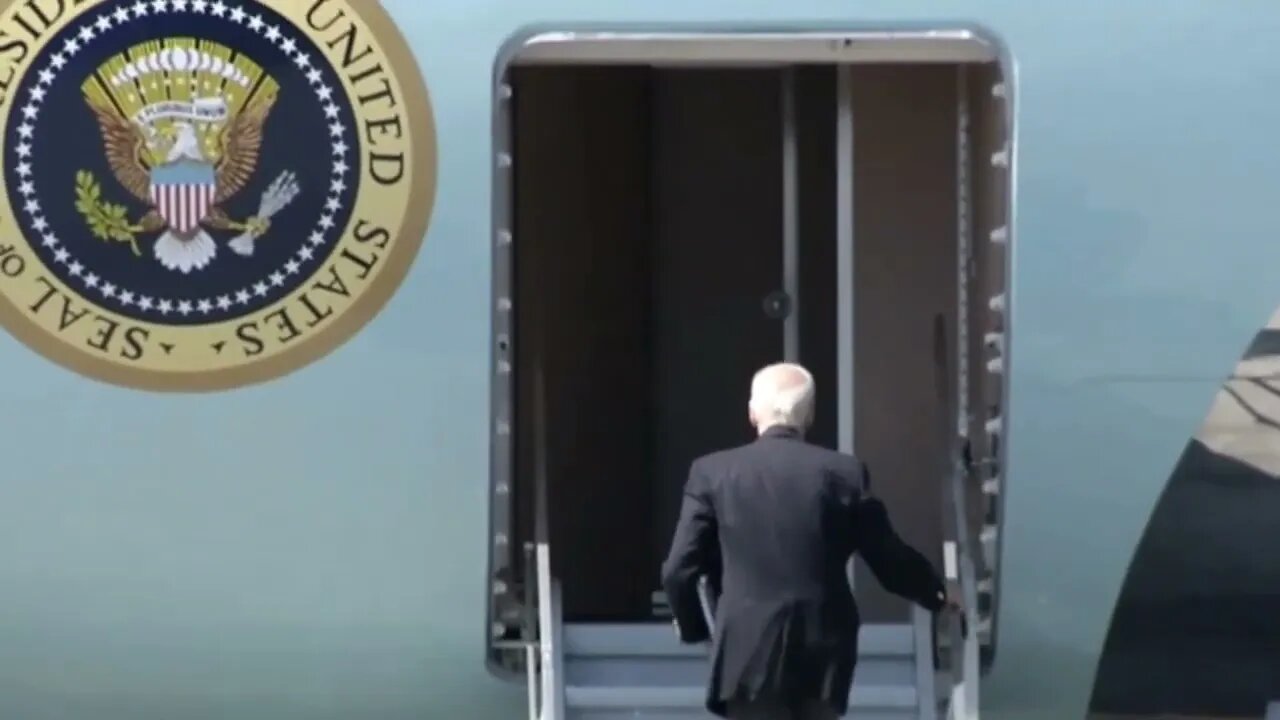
149, 160, 217, 235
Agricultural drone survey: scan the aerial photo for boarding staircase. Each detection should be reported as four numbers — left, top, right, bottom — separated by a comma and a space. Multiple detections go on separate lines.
550, 602, 941, 719
518, 461, 982, 720
515, 314, 988, 719
520, 547, 977, 719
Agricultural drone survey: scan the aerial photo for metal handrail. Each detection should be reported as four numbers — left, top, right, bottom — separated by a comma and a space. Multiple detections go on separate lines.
523, 542, 539, 720
942, 454, 981, 720
933, 314, 980, 720
525, 360, 564, 720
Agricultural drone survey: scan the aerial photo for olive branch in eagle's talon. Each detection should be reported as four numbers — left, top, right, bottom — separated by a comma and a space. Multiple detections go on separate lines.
73, 170, 163, 257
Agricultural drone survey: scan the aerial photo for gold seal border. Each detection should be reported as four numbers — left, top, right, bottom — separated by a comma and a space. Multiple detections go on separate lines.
0, 0, 438, 392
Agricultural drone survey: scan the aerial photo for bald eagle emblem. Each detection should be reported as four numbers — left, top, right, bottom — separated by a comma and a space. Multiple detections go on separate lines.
74, 39, 300, 274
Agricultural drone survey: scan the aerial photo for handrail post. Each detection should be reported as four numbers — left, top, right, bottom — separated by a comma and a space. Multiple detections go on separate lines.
523, 542, 539, 720
531, 362, 564, 720
912, 604, 938, 720
943, 457, 981, 720
960, 554, 980, 718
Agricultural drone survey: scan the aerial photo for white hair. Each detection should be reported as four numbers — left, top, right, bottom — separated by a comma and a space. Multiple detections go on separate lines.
748, 362, 815, 431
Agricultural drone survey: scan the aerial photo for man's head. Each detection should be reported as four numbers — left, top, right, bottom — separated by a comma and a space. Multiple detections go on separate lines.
748, 362, 815, 434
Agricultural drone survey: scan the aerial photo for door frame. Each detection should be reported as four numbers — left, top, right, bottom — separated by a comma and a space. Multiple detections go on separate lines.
486, 27, 1012, 681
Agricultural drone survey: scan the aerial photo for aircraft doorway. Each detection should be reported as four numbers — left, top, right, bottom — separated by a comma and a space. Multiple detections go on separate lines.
487, 34, 1014, 713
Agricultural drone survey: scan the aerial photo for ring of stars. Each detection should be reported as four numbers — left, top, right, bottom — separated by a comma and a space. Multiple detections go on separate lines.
9, 0, 354, 320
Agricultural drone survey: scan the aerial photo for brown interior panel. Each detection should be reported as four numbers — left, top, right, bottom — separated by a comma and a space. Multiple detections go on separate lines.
846, 64, 959, 621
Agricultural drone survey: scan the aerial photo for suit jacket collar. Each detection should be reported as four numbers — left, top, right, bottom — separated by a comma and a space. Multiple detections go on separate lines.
759, 425, 802, 440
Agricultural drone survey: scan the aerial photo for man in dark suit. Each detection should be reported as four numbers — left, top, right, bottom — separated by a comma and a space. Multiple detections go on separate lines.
661, 362, 949, 719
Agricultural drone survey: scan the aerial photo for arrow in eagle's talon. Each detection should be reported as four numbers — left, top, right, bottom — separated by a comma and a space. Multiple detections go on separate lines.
247, 217, 270, 236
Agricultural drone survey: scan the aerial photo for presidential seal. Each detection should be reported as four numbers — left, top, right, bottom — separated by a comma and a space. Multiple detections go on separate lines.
0, 0, 436, 390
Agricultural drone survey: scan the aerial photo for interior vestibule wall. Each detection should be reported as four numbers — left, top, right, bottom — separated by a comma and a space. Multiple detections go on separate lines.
845, 64, 960, 622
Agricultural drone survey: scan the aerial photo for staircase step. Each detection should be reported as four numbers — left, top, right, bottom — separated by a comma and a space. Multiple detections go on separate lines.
564, 622, 915, 657
561, 622, 924, 719
565, 653, 916, 686
568, 711, 918, 720
564, 622, 917, 688
567, 684, 918, 707
566, 683, 918, 718
566, 653, 915, 688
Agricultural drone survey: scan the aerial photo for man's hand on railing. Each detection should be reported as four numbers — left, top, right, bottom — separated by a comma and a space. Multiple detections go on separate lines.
940, 589, 967, 638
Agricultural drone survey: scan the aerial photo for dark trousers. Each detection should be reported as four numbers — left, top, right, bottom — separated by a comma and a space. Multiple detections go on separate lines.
726, 698, 838, 720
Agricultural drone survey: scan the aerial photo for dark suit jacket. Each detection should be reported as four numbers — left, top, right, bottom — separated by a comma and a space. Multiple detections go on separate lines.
660, 425, 946, 717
